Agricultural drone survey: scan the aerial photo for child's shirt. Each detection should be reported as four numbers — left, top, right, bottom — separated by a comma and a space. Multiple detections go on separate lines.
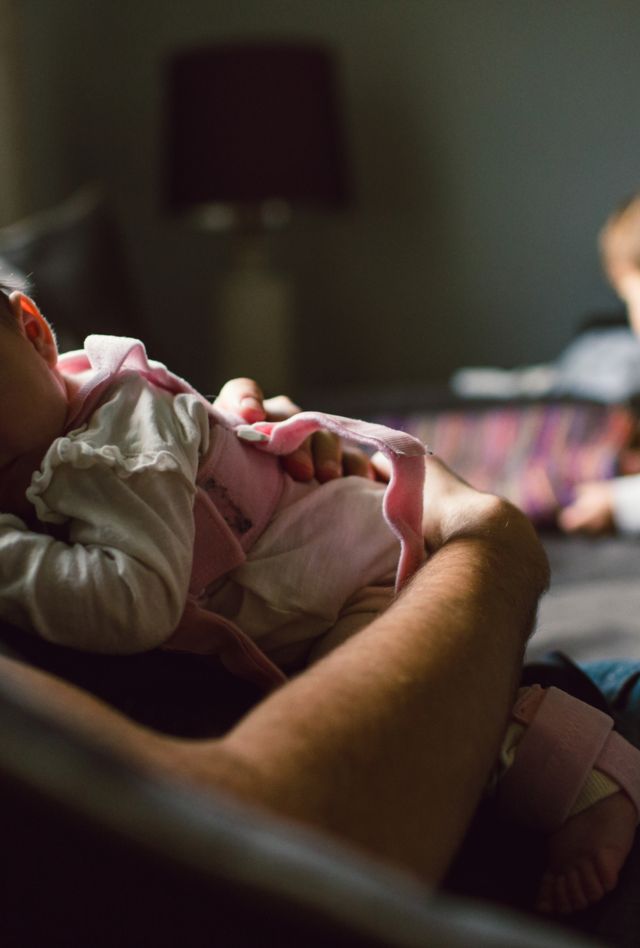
611, 474, 640, 532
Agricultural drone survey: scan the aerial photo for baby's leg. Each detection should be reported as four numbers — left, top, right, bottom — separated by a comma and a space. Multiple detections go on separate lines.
538, 792, 636, 914
496, 686, 639, 915
308, 583, 395, 664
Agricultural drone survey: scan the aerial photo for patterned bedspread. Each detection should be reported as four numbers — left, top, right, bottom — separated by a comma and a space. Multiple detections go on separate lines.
375, 401, 636, 525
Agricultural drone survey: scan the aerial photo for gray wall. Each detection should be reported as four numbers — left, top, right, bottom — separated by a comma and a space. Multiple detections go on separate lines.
16, 0, 640, 397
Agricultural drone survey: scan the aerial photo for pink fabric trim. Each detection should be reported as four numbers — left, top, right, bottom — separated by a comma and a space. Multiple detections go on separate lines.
189, 490, 246, 595
59, 336, 229, 432
498, 686, 614, 831
596, 730, 640, 824
197, 425, 285, 554
163, 600, 286, 690
511, 683, 546, 724
237, 412, 429, 591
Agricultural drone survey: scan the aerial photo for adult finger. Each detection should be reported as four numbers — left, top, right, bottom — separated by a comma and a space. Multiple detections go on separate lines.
263, 394, 302, 421
312, 431, 343, 483
341, 446, 376, 480
282, 437, 315, 482
214, 378, 266, 422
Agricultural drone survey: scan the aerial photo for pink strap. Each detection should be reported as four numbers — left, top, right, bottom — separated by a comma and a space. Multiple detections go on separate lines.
511, 683, 546, 724
596, 730, 640, 823
163, 600, 286, 691
189, 489, 246, 595
60, 335, 229, 432
498, 686, 614, 831
237, 411, 429, 591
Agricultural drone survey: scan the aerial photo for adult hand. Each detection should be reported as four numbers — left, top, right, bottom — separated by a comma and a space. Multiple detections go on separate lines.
418, 456, 549, 594
420, 456, 514, 547
213, 377, 379, 484
557, 481, 615, 534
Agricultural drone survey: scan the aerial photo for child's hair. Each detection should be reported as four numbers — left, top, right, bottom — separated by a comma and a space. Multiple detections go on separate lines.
599, 193, 640, 280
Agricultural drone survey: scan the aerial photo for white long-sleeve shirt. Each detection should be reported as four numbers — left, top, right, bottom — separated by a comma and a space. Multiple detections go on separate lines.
612, 474, 640, 533
0, 373, 211, 652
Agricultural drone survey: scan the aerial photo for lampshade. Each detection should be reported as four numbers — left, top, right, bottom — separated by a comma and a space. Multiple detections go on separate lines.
165, 42, 350, 218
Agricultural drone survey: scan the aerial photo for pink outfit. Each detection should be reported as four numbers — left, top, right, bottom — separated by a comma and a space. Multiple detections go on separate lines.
499, 685, 640, 830
58, 337, 428, 689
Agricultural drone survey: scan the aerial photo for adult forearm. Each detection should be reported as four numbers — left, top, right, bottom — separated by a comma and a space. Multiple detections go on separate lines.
210, 497, 549, 883
0, 494, 548, 889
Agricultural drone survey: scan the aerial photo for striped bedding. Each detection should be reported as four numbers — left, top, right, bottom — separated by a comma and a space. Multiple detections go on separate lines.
374, 401, 636, 524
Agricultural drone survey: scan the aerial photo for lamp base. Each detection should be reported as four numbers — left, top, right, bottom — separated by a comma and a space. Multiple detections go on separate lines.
216, 235, 294, 397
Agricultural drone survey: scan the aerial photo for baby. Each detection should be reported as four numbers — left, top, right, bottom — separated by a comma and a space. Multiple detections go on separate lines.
0, 284, 638, 915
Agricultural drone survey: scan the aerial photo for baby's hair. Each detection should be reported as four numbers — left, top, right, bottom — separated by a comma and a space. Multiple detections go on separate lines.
599, 192, 640, 276
0, 282, 16, 329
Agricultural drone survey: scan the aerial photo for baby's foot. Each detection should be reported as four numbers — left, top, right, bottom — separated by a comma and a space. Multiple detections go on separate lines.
536, 791, 637, 915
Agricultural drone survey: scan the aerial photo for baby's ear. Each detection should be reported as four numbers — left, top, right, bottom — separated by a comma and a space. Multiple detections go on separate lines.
9, 292, 59, 367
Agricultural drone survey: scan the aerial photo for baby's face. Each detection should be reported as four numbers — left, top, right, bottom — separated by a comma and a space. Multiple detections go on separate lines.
0, 320, 68, 519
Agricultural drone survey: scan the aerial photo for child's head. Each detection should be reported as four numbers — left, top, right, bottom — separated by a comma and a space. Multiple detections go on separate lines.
0, 284, 67, 519
599, 194, 640, 332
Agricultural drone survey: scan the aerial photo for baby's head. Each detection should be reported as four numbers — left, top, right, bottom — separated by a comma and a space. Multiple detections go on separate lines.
599, 194, 640, 334
0, 285, 67, 519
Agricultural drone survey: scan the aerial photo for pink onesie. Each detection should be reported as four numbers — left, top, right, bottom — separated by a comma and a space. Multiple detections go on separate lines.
58, 336, 428, 690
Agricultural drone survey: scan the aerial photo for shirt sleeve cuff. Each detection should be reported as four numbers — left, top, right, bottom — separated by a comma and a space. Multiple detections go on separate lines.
612, 475, 640, 533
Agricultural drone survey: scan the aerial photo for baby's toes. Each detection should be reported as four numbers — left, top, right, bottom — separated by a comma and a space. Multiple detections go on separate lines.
536, 872, 571, 915
537, 859, 609, 916
536, 872, 556, 913
554, 873, 574, 915
576, 857, 607, 905
565, 867, 590, 912
595, 848, 622, 894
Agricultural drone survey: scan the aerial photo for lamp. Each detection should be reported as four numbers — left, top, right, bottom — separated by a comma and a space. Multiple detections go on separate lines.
165, 42, 350, 394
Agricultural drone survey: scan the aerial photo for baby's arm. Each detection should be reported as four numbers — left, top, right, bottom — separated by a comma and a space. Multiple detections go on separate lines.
0, 377, 207, 653
0, 461, 196, 653
558, 473, 640, 534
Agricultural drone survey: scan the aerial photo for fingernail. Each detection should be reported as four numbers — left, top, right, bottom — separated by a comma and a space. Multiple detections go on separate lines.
239, 396, 264, 422
236, 426, 269, 443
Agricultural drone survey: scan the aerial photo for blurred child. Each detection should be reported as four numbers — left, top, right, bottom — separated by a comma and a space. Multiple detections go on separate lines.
560, 193, 640, 533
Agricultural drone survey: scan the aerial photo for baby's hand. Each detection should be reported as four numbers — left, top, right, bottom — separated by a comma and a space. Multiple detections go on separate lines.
213, 376, 268, 424
214, 377, 380, 484
557, 482, 615, 534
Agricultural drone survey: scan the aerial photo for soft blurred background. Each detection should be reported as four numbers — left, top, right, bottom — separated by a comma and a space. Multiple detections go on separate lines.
1, 0, 640, 400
